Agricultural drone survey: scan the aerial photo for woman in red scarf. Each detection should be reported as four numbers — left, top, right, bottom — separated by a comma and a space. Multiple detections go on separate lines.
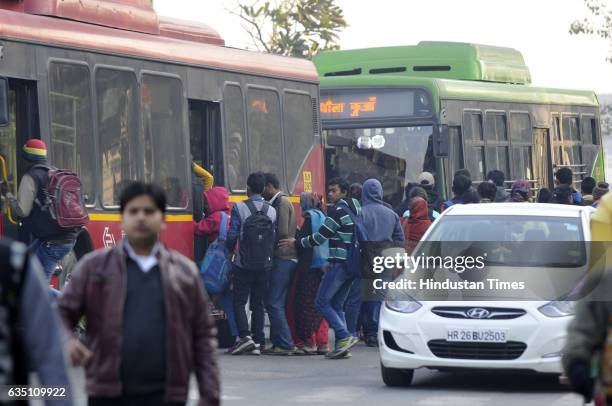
401, 197, 432, 254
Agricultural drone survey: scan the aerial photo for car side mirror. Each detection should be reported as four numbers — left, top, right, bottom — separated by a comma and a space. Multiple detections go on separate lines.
434, 124, 450, 157
0, 78, 8, 127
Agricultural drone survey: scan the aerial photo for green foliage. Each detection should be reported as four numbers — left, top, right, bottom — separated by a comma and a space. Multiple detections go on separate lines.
233, 0, 347, 58
570, 0, 612, 62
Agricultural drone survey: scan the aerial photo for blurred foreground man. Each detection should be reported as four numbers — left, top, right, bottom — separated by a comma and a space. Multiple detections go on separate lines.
58, 182, 220, 406
564, 193, 612, 406
0, 238, 72, 406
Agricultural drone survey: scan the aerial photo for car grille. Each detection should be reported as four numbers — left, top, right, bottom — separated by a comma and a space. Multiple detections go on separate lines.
431, 307, 526, 320
427, 340, 527, 360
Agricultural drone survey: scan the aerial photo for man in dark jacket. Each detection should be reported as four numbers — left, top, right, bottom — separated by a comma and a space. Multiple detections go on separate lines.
359, 179, 404, 347
0, 139, 78, 280
59, 182, 220, 406
486, 170, 510, 203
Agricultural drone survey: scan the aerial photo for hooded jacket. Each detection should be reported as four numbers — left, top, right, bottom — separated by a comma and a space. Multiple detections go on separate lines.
361, 179, 404, 242
402, 197, 432, 254
194, 187, 230, 243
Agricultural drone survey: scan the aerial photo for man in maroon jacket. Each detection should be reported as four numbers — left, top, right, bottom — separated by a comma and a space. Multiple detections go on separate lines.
58, 181, 220, 406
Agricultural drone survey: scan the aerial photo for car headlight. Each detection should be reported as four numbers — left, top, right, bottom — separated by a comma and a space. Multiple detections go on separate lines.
385, 299, 422, 314
538, 301, 575, 317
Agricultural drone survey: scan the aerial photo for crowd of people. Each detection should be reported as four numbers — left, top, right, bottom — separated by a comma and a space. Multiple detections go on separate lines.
2, 138, 612, 405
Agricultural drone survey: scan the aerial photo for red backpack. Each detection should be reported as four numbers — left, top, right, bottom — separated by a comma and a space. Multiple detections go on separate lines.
45, 169, 89, 229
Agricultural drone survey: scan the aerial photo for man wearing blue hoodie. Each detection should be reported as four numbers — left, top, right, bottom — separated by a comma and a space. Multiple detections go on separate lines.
359, 179, 404, 346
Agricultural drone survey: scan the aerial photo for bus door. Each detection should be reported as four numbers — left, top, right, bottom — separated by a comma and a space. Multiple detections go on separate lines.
188, 99, 222, 263
533, 127, 553, 190
0, 79, 39, 241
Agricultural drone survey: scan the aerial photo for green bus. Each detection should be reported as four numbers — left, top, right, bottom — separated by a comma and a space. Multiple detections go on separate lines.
313, 42, 604, 207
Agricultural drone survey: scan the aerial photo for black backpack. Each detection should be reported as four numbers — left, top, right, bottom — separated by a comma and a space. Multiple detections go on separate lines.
239, 200, 275, 271
0, 240, 27, 386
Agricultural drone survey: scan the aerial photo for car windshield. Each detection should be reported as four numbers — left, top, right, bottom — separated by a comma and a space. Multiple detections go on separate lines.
325, 125, 434, 207
421, 215, 586, 268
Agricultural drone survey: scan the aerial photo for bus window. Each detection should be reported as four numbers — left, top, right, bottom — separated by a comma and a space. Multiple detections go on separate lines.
510, 113, 532, 143
283, 92, 315, 194
223, 85, 247, 191
462, 111, 483, 141
562, 116, 580, 141
49, 62, 95, 204
485, 113, 507, 142
443, 127, 463, 198
563, 145, 582, 166
581, 116, 596, 145
465, 146, 485, 181
247, 88, 285, 189
486, 146, 509, 179
552, 116, 561, 141
325, 126, 434, 207
511, 146, 533, 181
96, 68, 138, 207
141, 74, 188, 208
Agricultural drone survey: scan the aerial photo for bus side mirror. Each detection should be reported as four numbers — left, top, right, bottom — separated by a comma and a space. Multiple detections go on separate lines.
434, 124, 450, 157
0, 78, 8, 127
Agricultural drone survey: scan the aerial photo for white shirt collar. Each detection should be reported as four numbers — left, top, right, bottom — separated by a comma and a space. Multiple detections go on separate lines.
124, 240, 160, 273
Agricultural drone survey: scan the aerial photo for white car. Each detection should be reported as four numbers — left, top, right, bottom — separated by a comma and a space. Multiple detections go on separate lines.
379, 203, 594, 386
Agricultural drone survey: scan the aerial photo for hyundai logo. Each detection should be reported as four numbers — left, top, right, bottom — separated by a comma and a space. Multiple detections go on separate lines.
466, 308, 490, 319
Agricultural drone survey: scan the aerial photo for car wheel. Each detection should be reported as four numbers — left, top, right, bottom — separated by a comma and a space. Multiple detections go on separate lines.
381, 362, 414, 387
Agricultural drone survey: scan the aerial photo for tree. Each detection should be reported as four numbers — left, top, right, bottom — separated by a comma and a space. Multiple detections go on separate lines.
232, 0, 347, 58
602, 101, 612, 137
570, 0, 612, 62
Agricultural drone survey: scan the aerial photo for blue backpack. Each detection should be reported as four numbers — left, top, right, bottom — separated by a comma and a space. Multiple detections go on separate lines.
200, 212, 232, 294
306, 209, 329, 270
338, 200, 368, 277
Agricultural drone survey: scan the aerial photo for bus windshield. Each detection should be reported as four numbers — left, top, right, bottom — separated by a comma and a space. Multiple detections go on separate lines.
325, 125, 435, 207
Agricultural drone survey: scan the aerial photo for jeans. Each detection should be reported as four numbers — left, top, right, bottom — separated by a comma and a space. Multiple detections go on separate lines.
232, 265, 268, 345
344, 277, 362, 337
266, 258, 296, 349
220, 289, 238, 338
315, 262, 354, 341
30, 239, 74, 281
361, 301, 381, 339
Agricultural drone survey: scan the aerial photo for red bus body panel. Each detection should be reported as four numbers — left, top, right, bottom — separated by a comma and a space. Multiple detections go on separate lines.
0, 6, 318, 82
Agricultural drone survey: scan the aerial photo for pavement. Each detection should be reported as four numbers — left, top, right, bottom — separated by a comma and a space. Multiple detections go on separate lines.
31, 344, 585, 406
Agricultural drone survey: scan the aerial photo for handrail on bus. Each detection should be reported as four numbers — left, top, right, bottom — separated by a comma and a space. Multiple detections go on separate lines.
0, 154, 17, 225
554, 164, 586, 168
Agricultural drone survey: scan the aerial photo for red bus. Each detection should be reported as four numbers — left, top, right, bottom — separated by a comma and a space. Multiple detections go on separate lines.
0, 0, 324, 284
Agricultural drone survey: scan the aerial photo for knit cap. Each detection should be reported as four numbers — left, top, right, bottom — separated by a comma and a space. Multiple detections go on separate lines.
22, 139, 47, 162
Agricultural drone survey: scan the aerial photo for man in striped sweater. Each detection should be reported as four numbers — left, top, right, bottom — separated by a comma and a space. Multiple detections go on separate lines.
280, 177, 361, 359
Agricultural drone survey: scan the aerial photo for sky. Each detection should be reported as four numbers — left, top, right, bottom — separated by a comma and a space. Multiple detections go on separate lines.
154, 0, 612, 93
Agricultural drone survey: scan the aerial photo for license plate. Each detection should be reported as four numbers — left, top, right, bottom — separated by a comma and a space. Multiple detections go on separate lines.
446, 328, 507, 343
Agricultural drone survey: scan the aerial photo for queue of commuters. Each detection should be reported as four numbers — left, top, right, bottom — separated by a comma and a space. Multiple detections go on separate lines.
2, 141, 611, 404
